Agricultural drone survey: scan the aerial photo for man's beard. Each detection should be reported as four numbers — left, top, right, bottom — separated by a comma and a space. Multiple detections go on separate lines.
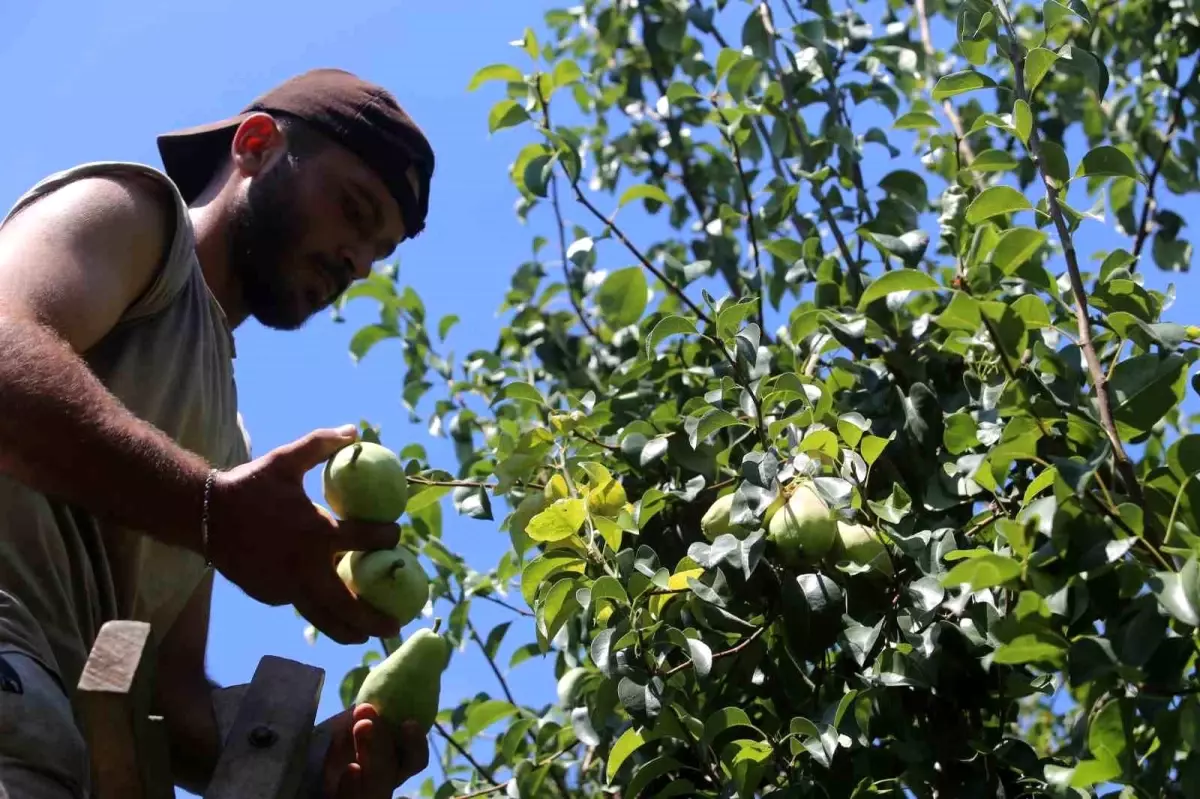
225, 157, 312, 331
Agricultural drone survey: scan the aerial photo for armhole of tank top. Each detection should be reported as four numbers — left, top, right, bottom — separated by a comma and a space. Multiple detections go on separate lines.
0, 162, 197, 329
107, 164, 198, 326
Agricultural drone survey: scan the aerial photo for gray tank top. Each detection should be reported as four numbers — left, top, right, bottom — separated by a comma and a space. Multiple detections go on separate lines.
0, 161, 251, 697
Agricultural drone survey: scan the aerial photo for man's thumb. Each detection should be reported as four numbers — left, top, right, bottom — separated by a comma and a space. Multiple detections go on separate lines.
273, 425, 358, 478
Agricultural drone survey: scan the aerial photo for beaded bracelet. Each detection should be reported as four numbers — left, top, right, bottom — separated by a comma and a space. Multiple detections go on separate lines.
201, 468, 218, 569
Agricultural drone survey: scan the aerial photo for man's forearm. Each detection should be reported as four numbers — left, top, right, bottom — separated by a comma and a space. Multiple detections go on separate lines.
0, 315, 212, 551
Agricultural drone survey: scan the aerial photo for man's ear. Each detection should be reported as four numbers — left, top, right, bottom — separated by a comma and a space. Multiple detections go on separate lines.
230, 113, 287, 177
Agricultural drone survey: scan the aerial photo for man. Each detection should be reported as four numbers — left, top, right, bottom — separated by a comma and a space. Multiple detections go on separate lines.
0, 68, 435, 798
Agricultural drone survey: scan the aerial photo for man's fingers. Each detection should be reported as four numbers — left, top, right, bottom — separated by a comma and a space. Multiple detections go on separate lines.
270, 425, 359, 479
334, 520, 402, 554
310, 569, 402, 640
294, 592, 367, 646
398, 721, 430, 777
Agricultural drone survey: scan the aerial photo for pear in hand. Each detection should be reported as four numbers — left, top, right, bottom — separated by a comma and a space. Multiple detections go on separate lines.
355, 622, 452, 733
337, 545, 430, 627
323, 441, 409, 524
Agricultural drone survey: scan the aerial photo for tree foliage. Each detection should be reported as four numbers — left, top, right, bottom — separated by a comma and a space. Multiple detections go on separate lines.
329, 0, 1200, 796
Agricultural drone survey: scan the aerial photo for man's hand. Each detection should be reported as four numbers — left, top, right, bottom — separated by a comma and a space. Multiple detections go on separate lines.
205, 425, 403, 644
321, 704, 429, 799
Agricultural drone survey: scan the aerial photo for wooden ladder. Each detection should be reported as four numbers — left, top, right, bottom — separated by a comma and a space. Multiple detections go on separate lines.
75, 619, 334, 799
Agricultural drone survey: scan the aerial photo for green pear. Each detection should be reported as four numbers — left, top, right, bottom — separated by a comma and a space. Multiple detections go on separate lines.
323, 441, 409, 524
355, 624, 452, 733
835, 521, 893, 577
767, 481, 836, 565
700, 493, 755, 540
337, 546, 429, 626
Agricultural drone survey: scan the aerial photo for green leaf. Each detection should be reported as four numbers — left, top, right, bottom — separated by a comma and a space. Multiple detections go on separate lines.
685, 408, 749, 448
1039, 140, 1071, 185
488, 99, 531, 133
932, 70, 997, 100
1045, 0, 1090, 35
856, 268, 940, 310
465, 699, 518, 737
934, 291, 982, 332
349, 324, 398, 362
467, 63, 524, 91
607, 726, 647, 782
552, 59, 583, 88
1010, 295, 1052, 329
992, 631, 1068, 665
437, 314, 460, 340
966, 149, 1019, 172
942, 553, 1022, 590
492, 380, 547, 407
526, 499, 588, 542
666, 82, 702, 103
597, 267, 649, 329
1023, 48, 1058, 94
1013, 99, 1032, 145
1110, 354, 1188, 440
619, 183, 672, 209
1076, 145, 1143, 183
521, 554, 586, 606
646, 314, 699, 356
1057, 44, 1108, 99
703, 707, 761, 745
992, 227, 1048, 274
965, 186, 1033, 224
894, 111, 940, 130
1088, 700, 1131, 772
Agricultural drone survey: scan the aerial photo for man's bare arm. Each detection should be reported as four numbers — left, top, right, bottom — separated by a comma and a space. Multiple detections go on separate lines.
0, 173, 212, 551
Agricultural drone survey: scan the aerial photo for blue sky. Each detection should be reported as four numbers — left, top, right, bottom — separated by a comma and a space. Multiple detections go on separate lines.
1, 1, 1197, 796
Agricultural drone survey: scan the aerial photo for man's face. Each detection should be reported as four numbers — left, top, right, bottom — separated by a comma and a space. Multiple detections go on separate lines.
225, 130, 410, 330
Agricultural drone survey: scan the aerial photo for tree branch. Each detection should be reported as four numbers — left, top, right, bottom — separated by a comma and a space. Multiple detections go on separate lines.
999, 4, 1142, 505
434, 721, 498, 784
716, 109, 767, 332
664, 623, 768, 676
532, 76, 711, 327
754, 2, 864, 301
915, 0, 979, 172
466, 618, 518, 706
476, 593, 534, 618
1131, 65, 1192, 265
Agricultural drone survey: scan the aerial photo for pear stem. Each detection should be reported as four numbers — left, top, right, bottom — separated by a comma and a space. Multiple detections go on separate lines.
432, 617, 443, 634
349, 442, 362, 467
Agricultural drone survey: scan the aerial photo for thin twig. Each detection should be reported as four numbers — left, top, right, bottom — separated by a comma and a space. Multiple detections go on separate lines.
434, 721, 498, 783
755, 2, 864, 301
1131, 62, 1192, 265
551, 171, 600, 339
716, 108, 767, 332
570, 185, 714, 324
915, 0, 979, 171
998, 2, 1142, 505
477, 593, 534, 618
467, 618, 518, 706
534, 75, 712, 327
578, 431, 620, 451
445, 740, 578, 799
451, 783, 506, 799
637, 5, 712, 228
664, 623, 769, 676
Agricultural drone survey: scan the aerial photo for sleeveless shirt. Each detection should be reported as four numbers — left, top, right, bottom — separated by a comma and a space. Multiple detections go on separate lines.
0, 161, 252, 698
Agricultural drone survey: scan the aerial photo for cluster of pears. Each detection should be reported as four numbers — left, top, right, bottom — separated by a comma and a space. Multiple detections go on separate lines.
320, 440, 451, 734
700, 478, 892, 576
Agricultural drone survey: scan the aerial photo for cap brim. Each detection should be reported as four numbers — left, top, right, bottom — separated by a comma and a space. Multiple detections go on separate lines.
156, 113, 249, 205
